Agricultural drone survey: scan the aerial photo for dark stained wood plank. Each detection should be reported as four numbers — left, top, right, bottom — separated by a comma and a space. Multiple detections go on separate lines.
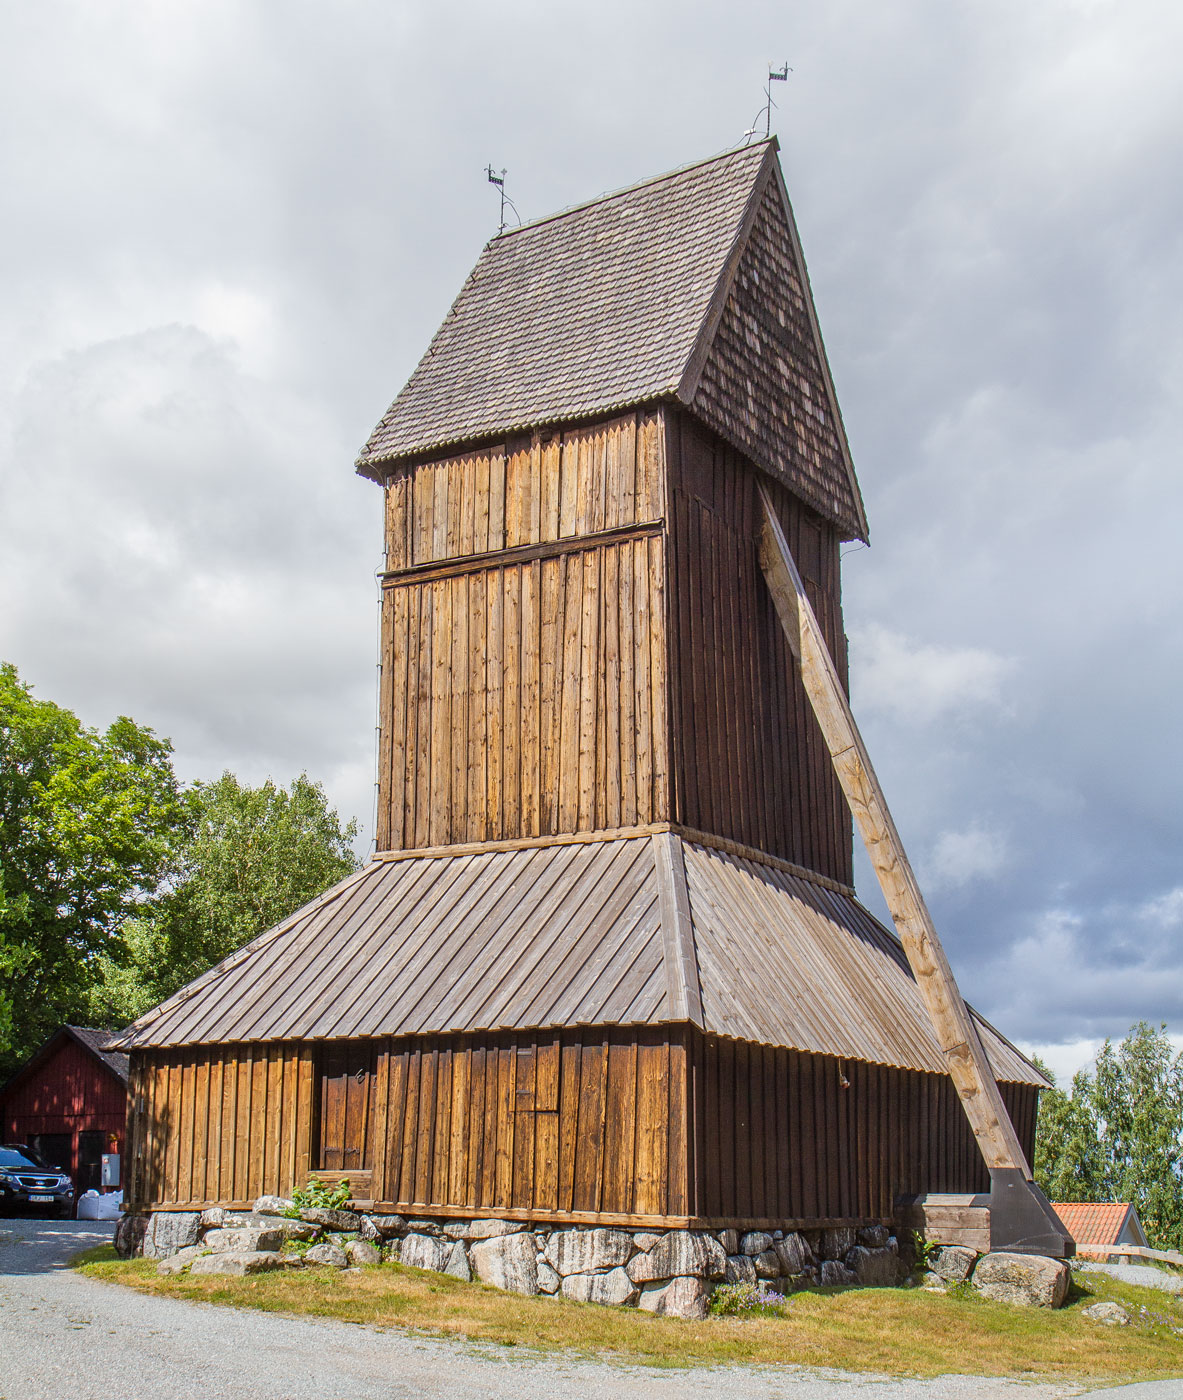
556, 1037, 580, 1214
493, 1044, 514, 1209
415, 1047, 438, 1204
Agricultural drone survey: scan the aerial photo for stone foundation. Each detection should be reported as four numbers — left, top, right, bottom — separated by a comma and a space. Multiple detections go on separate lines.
120, 1204, 905, 1317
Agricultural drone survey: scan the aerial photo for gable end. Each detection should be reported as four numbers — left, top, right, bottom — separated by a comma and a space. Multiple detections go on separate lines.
682, 164, 868, 542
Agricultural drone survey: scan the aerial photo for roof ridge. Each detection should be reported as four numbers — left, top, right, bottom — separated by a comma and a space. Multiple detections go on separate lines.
494, 139, 775, 242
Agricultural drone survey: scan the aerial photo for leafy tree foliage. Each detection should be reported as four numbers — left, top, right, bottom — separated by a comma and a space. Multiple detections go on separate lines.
1035, 1022, 1183, 1250
0, 663, 186, 1073
88, 771, 358, 1026
1, 663, 360, 1072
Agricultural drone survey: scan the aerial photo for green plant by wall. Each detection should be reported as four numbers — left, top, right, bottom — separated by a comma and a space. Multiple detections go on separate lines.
286, 1176, 351, 1215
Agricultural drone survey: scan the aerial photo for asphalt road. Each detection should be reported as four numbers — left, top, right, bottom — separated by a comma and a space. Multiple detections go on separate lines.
1, 1217, 1180, 1400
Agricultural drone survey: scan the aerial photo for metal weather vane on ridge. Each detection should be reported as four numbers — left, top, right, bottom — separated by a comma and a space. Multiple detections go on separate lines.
744, 61, 791, 142
485, 164, 521, 235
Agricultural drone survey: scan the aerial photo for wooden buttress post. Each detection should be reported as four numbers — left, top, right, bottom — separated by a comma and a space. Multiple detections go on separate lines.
755, 481, 1030, 1177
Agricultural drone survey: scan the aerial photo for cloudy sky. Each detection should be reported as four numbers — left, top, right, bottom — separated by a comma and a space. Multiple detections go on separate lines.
2, 0, 1180, 1078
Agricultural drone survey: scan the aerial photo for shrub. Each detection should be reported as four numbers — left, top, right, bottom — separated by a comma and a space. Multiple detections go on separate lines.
286, 1175, 352, 1215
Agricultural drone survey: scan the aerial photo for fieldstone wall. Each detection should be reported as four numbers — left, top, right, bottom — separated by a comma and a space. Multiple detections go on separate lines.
119, 1204, 906, 1318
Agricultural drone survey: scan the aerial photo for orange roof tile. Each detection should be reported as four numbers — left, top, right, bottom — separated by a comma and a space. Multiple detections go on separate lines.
1050, 1202, 1134, 1245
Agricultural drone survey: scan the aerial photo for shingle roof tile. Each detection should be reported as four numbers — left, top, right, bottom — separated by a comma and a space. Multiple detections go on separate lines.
358, 141, 867, 541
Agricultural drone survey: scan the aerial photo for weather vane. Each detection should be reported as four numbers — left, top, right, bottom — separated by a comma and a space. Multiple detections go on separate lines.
485, 164, 521, 235
744, 61, 791, 143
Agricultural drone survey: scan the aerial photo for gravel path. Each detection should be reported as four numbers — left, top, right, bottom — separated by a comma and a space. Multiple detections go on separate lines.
0, 1217, 1177, 1400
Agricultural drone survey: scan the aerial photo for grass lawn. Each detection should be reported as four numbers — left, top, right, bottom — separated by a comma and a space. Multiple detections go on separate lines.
75, 1248, 1183, 1385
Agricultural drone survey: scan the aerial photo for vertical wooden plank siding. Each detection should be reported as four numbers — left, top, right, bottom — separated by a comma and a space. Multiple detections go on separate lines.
377, 412, 669, 852
689, 1036, 1038, 1223
665, 409, 853, 886
381, 538, 668, 849
127, 1042, 313, 1209
127, 1036, 1038, 1225
120, 1030, 689, 1219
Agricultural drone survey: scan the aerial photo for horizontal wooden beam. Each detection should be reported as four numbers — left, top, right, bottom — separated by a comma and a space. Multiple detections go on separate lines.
1076, 1243, 1181, 1267
381, 520, 663, 587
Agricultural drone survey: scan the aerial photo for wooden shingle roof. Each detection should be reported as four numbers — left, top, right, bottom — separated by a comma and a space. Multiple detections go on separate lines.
109, 831, 1041, 1086
359, 141, 868, 541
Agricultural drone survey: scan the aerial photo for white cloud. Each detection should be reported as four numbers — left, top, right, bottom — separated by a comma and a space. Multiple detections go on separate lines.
0, 323, 379, 841
1018, 1033, 1183, 1090
0, 0, 1180, 1049
1137, 888, 1183, 930
923, 824, 1009, 894
849, 624, 1015, 725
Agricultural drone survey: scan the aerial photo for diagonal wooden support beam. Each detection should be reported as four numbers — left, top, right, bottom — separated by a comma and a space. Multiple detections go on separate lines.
755, 481, 1029, 1176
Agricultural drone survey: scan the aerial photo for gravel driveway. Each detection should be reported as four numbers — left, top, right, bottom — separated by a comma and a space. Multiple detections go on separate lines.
1, 1216, 1178, 1400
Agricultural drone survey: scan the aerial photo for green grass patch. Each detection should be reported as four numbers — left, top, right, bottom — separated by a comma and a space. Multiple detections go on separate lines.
73, 1251, 1183, 1384
71, 1244, 122, 1267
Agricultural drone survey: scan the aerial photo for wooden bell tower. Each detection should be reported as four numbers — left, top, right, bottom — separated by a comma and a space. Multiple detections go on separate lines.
115, 141, 1067, 1254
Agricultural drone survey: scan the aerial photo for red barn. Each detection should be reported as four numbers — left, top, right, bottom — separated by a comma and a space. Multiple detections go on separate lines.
1, 1026, 128, 1194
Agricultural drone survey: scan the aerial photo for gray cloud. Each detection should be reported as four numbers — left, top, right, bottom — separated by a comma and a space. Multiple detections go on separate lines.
2, 0, 1180, 1056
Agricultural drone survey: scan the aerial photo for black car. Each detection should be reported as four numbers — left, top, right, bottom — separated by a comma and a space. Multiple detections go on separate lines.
0, 1144, 76, 1217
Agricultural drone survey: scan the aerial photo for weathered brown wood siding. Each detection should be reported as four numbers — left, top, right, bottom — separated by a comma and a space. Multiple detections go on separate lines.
124, 1042, 316, 1211
127, 1029, 1036, 1224
377, 410, 668, 850
666, 410, 853, 885
687, 1033, 1039, 1224
377, 403, 853, 883
124, 1028, 690, 1222
374, 1027, 688, 1222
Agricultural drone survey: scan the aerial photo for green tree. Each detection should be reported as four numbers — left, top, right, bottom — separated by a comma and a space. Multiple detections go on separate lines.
88, 771, 359, 1025
1032, 1058, 1105, 1203
0, 662, 186, 1073
1092, 1023, 1183, 1248
1033, 1023, 1183, 1250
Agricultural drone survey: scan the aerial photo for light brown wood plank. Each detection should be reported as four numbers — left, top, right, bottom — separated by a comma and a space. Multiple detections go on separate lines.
449, 572, 471, 843
633, 1038, 668, 1216
757, 481, 1029, 1175
520, 560, 541, 837
602, 1039, 638, 1215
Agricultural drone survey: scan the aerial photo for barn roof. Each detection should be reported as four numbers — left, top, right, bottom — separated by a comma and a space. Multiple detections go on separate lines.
1050, 1201, 1146, 1247
67, 1026, 131, 1082
358, 141, 868, 542
108, 831, 1042, 1087
1, 1025, 129, 1098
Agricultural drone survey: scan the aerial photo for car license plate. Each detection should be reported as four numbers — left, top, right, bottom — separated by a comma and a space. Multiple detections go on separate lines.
29, 1194, 53, 1202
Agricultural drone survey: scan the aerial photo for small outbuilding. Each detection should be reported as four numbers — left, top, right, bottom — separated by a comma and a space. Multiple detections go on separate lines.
1, 1026, 128, 1193
1051, 1202, 1149, 1262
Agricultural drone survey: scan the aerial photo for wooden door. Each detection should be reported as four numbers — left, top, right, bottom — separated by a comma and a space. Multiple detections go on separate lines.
316, 1043, 376, 1173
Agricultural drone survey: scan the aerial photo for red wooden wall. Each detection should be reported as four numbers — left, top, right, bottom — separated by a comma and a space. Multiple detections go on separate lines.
1, 1036, 127, 1193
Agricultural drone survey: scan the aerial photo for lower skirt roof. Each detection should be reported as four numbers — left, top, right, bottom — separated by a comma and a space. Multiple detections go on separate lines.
108, 829, 1042, 1087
